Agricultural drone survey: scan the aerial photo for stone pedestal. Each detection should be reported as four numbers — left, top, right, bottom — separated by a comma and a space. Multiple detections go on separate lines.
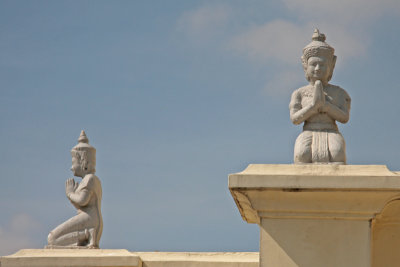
0, 249, 141, 267
0, 250, 259, 267
229, 164, 400, 267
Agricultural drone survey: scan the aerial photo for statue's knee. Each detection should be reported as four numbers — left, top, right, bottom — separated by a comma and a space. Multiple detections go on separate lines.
47, 232, 55, 244
294, 132, 312, 163
330, 147, 346, 163
294, 144, 312, 163
328, 134, 346, 163
295, 150, 312, 163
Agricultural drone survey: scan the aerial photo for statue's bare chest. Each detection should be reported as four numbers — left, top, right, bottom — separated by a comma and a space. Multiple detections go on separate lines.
299, 86, 341, 107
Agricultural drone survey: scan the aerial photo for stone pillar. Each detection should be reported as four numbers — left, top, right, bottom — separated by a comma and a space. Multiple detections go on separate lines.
229, 164, 400, 267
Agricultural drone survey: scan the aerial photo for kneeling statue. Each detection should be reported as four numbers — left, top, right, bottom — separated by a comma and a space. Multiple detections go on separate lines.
47, 130, 103, 248
289, 29, 351, 164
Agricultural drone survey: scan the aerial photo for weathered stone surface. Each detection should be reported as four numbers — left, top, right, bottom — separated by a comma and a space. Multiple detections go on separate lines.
0, 249, 141, 267
229, 164, 400, 267
289, 29, 351, 164
0, 250, 258, 267
135, 252, 259, 267
47, 131, 103, 248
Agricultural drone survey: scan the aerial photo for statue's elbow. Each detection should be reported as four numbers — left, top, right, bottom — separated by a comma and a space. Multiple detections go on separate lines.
77, 197, 91, 207
290, 116, 302, 125
338, 116, 349, 124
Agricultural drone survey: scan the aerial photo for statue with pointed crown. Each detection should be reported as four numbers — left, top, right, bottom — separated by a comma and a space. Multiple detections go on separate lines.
46, 131, 103, 248
289, 29, 351, 164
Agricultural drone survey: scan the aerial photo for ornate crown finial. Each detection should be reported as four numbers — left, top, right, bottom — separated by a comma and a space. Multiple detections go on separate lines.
78, 130, 89, 144
302, 29, 334, 62
311, 29, 326, 42
71, 130, 96, 173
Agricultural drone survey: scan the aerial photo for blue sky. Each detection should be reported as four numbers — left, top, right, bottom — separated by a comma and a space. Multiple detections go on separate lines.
1, 0, 400, 255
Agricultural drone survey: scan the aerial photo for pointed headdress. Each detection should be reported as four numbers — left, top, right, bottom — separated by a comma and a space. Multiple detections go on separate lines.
71, 130, 96, 173
302, 29, 335, 62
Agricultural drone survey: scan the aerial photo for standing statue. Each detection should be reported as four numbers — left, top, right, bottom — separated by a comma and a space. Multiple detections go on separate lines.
47, 131, 103, 248
289, 29, 351, 164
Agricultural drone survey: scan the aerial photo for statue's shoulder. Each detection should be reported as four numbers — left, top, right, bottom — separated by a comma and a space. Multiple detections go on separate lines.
82, 174, 101, 190
84, 173, 99, 180
327, 84, 351, 100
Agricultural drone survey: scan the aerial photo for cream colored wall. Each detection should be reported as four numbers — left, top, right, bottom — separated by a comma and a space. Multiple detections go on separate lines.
136, 252, 258, 267
260, 218, 370, 267
0, 250, 259, 267
372, 199, 400, 267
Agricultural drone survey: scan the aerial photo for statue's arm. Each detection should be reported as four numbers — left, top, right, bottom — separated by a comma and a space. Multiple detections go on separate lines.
289, 90, 318, 125
67, 188, 92, 207
323, 91, 351, 123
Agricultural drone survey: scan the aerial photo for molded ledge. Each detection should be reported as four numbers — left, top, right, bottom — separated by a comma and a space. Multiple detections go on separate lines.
229, 164, 400, 189
229, 164, 400, 223
0, 249, 141, 267
136, 252, 259, 267
0, 250, 259, 267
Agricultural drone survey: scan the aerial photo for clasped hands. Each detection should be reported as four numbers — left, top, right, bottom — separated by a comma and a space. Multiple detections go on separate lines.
65, 178, 78, 197
311, 80, 328, 113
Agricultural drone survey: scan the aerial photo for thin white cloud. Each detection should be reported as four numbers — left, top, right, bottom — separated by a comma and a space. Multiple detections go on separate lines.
279, 0, 399, 64
227, 0, 388, 94
230, 20, 309, 65
229, 19, 367, 65
176, 4, 232, 42
307, 23, 367, 68
283, 0, 400, 23
176, 1, 398, 95
0, 214, 42, 256
264, 68, 305, 96
229, 20, 366, 95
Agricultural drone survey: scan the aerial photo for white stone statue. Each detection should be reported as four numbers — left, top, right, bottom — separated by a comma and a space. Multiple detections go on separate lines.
47, 131, 103, 248
289, 29, 351, 164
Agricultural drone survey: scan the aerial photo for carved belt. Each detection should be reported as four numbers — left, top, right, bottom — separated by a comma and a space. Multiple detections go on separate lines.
303, 122, 338, 132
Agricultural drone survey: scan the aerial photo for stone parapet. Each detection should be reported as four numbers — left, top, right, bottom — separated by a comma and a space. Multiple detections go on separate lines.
0, 250, 258, 267
136, 252, 258, 267
0, 249, 141, 267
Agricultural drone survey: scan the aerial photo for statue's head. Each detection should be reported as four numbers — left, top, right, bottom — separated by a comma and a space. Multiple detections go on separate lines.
70, 130, 96, 177
301, 29, 336, 83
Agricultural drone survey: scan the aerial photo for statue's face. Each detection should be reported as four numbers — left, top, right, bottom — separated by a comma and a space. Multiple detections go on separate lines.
71, 155, 84, 177
306, 56, 332, 83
